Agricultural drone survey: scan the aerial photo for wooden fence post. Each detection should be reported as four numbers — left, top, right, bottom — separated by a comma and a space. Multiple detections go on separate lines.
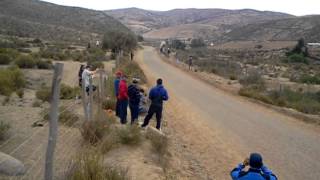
82, 78, 88, 121
88, 76, 93, 121
45, 63, 63, 180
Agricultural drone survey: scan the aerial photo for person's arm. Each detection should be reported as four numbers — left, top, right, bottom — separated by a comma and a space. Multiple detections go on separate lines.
162, 89, 169, 101
230, 163, 245, 180
148, 88, 154, 100
261, 165, 278, 180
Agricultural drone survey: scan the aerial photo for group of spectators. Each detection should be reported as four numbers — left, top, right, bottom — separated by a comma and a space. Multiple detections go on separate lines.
114, 71, 169, 130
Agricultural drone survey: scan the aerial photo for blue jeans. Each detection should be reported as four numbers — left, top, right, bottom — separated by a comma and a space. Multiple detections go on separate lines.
129, 102, 139, 124
119, 99, 128, 124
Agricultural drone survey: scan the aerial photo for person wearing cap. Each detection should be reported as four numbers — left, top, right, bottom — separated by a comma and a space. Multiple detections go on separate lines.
118, 75, 129, 124
81, 65, 97, 95
141, 78, 169, 130
128, 78, 141, 124
114, 71, 122, 117
230, 153, 277, 180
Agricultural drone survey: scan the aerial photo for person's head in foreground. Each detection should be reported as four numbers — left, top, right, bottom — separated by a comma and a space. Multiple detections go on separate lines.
157, 78, 162, 85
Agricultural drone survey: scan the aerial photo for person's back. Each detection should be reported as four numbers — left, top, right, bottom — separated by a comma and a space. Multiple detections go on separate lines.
118, 79, 128, 100
149, 84, 168, 107
128, 84, 140, 104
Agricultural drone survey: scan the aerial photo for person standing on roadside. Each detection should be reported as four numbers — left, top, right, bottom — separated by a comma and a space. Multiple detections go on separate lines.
118, 75, 129, 124
128, 78, 141, 124
82, 65, 97, 95
188, 56, 193, 70
141, 78, 169, 130
231, 153, 277, 180
114, 71, 122, 117
78, 64, 85, 87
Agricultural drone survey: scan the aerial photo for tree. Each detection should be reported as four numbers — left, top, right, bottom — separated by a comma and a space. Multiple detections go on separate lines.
190, 38, 205, 48
171, 39, 186, 50
290, 38, 309, 57
102, 30, 137, 53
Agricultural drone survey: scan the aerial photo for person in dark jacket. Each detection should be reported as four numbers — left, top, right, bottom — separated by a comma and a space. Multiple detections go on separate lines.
128, 78, 141, 124
78, 65, 85, 87
118, 75, 128, 124
141, 78, 169, 130
114, 71, 122, 117
231, 153, 277, 180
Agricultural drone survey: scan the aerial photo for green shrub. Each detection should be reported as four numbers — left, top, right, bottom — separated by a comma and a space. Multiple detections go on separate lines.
0, 67, 26, 96
0, 54, 11, 65
284, 53, 308, 64
16, 89, 24, 98
88, 61, 104, 70
239, 87, 273, 105
190, 38, 205, 48
15, 55, 36, 68
60, 84, 80, 99
299, 74, 320, 84
120, 61, 147, 83
36, 86, 51, 102
35, 59, 53, 69
118, 125, 142, 146
0, 121, 10, 141
229, 75, 237, 80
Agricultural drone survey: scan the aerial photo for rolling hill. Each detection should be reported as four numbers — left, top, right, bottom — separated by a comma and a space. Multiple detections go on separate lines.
0, 0, 130, 43
221, 15, 320, 42
105, 8, 295, 40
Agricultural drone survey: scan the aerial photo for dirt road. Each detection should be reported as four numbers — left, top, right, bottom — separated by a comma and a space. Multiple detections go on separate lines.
138, 46, 320, 179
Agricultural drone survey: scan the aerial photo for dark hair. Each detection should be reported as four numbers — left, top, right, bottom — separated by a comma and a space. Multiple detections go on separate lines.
157, 78, 163, 85
249, 153, 263, 169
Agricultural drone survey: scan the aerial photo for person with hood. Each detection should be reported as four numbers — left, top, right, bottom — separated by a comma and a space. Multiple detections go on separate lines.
114, 71, 122, 117
231, 153, 277, 180
141, 78, 169, 130
118, 75, 129, 124
128, 78, 141, 124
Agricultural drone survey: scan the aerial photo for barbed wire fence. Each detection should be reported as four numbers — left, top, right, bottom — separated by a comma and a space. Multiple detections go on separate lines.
0, 63, 109, 180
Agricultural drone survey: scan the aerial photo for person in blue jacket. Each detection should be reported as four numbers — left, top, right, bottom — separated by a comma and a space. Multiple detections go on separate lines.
114, 71, 122, 117
231, 153, 277, 180
141, 78, 169, 130
128, 78, 141, 124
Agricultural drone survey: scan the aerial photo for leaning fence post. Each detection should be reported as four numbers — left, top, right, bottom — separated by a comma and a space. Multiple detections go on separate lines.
45, 63, 63, 180
89, 76, 93, 121
82, 78, 88, 121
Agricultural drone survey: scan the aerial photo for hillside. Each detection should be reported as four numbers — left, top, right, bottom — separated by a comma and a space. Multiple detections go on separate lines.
105, 8, 294, 39
221, 15, 320, 42
0, 0, 130, 43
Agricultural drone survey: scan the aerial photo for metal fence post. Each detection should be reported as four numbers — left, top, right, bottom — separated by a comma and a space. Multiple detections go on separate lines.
45, 63, 63, 180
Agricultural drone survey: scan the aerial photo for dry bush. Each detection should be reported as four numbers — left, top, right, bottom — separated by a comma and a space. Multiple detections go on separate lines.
0, 121, 10, 141
99, 131, 120, 154
150, 135, 169, 157
36, 86, 51, 102
66, 149, 129, 180
42, 106, 79, 126
118, 125, 142, 146
102, 98, 116, 111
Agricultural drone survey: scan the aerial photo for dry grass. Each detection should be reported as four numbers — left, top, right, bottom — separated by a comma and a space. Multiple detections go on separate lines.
118, 125, 142, 146
66, 149, 129, 180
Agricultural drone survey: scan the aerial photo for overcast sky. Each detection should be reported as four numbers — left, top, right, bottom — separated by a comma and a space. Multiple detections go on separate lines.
42, 0, 319, 16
